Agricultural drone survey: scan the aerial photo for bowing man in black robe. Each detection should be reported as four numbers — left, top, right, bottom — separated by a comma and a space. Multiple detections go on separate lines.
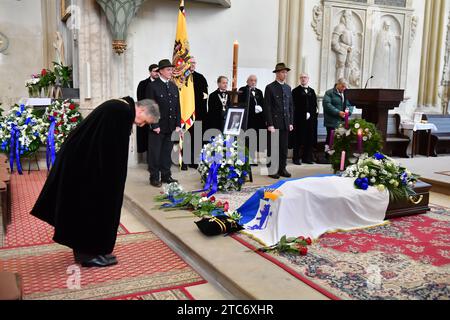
291, 73, 319, 164
136, 64, 159, 154
207, 76, 231, 132
30, 97, 160, 267
182, 57, 208, 169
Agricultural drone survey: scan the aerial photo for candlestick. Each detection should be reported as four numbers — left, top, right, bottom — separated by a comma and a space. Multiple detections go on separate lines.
357, 129, 363, 154
344, 110, 349, 129
329, 129, 335, 149
340, 151, 346, 172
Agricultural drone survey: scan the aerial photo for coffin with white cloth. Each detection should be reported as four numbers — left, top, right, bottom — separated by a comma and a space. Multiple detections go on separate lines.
237, 175, 391, 247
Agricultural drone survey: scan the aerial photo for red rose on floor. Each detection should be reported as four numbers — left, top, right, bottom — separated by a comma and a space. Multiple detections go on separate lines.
305, 238, 312, 245
201, 192, 208, 198
299, 246, 308, 256
210, 196, 216, 202
297, 236, 305, 241
70, 118, 78, 123
41, 69, 47, 76
57, 122, 62, 127
54, 130, 60, 135
69, 104, 76, 110
53, 112, 58, 117
216, 201, 223, 207
223, 202, 230, 212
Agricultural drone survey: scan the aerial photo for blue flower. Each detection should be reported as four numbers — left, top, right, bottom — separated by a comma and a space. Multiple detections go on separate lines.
242, 171, 248, 177
34, 132, 39, 137
20, 105, 26, 112
25, 117, 31, 125
228, 171, 238, 179
355, 177, 369, 190
15, 111, 22, 117
226, 151, 232, 158
49, 116, 55, 122
374, 153, 385, 160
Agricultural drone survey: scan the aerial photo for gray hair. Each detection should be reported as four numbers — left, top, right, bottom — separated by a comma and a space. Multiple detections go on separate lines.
336, 78, 348, 87
137, 99, 160, 121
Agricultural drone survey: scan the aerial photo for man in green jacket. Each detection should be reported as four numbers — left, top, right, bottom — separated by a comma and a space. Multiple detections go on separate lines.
322, 78, 354, 146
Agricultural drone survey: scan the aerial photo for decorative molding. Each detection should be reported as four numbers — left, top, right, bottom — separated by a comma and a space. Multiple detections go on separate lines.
312, 5, 323, 41
95, 0, 146, 55
0, 31, 9, 54
410, 15, 418, 48
192, 0, 231, 7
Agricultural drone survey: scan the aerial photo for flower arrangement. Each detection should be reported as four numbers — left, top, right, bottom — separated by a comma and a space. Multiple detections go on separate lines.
342, 152, 419, 201
328, 119, 383, 173
155, 182, 242, 222
53, 62, 73, 88
38, 69, 56, 97
0, 105, 46, 173
198, 134, 250, 194
25, 74, 41, 98
258, 236, 312, 256
43, 99, 82, 151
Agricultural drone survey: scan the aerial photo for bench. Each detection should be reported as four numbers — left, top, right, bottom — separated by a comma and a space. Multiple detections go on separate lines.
384, 114, 410, 158
421, 115, 450, 156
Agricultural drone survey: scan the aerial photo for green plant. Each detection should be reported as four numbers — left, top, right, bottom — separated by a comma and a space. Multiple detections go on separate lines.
53, 62, 73, 88
38, 68, 56, 89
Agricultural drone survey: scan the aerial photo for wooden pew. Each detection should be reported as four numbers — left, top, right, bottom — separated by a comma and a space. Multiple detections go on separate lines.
421, 114, 450, 156
384, 114, 410, 158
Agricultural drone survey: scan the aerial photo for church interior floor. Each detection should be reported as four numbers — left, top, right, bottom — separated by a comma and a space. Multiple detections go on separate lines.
124, 157, 450, 300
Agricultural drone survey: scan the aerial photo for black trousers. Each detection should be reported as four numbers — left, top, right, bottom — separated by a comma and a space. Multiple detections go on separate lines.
148, 132, 174, 181
293, 135, 314, 163
267, 129, 289, 174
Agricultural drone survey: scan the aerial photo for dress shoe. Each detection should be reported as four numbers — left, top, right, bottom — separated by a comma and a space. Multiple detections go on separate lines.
293, 159, 302, 166
162, 177, 178, 184
181, 164, 188, 171
269, 174, 280, 179
279, 170, 292, 178
303, 160, 314, 164
81, 255, 118, 268
74, 252, 117, 265
150, 180, 162, 187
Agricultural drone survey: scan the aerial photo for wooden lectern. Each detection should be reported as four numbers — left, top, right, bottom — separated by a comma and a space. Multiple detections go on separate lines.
345, 89, 405, 145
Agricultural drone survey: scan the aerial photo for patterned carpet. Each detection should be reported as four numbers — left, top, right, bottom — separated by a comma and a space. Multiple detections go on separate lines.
232, 204, 450, 300
0, 172, 206, 300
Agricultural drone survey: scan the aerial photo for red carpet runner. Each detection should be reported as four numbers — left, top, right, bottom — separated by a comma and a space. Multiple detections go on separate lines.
0, 172, 206, 300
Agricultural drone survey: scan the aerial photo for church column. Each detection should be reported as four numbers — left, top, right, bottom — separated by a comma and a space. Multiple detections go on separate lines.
418, 0, 447, 109
277, 0, 306, 87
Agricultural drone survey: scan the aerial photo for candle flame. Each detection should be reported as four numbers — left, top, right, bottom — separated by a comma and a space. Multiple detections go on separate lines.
234, 40, 239, 45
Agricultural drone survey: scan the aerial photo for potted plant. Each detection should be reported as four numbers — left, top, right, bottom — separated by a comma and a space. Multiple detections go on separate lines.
38, 69, 56, 97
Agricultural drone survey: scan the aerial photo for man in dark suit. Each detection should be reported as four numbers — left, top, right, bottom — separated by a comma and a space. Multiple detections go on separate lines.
264, 63, 294, 179
182, 57, 208, 170
292, 73, 319, 165
145, 59, 181, 187
238, 75, 265, 132
207, 76, 231, 132
136, 64, 159, 155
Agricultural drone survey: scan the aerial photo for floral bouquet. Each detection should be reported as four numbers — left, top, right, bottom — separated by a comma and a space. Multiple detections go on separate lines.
0, 104, 47, 173
342, 152, 419, 201
43, 99, 82, 151
198, 134, 250, 194
38, 69, 56, 97
258, 236, 312, 256
25, 74, 41, 97
328, 119, 383, 173
155, 182, 242, 222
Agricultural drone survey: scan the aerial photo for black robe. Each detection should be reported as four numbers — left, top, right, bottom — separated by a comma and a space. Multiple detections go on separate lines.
185, 72, 208, 165
238, 86, 265, 131
30, 97, 136, 255
291, 86, 318, 149
136, 78, 151, 153
207, 89, 231, 132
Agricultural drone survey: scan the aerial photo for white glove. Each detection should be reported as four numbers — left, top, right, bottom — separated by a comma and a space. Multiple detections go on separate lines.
255, 105, 263, 114
306, 112, 311, 120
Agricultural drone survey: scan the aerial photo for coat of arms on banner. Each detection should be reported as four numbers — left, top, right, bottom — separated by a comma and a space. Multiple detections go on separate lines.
173, 39, 192, 89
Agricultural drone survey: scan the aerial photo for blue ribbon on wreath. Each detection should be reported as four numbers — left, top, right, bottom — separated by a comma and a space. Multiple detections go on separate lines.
160, 195, 186, 208
9, 124, 23, 175
196, 162, 221, 197
46, 117, 56, 171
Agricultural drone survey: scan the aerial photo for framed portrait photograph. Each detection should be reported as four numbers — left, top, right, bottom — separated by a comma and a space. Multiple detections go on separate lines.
224, 108, 245, 136
61, 0, 72, 22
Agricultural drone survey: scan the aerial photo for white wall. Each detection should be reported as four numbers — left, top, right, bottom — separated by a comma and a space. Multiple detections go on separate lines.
130, 0, 279, 97
0, 0, 45, 107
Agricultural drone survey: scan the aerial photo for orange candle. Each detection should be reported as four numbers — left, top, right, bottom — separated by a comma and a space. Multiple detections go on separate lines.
232, 41, 239, 90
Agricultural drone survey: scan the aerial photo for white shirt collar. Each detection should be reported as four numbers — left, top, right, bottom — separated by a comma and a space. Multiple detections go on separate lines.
276, 80, 286, 85
160, 76, 170, 84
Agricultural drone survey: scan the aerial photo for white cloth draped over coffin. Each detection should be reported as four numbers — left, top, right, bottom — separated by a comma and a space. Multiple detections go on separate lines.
238, 176, 389, 246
